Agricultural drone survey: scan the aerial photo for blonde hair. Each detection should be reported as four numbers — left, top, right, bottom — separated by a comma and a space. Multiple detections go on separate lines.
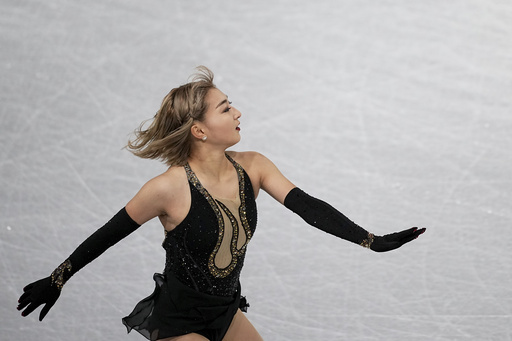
127, 66, 216, 166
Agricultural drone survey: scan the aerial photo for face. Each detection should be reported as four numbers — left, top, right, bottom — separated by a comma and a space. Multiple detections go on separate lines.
196, 88, 242, 147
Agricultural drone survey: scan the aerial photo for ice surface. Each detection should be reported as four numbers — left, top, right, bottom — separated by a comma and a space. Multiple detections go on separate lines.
1, 1, 511, 340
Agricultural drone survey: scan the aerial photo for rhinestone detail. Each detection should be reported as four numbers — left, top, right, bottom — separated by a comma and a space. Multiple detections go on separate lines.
50, 259, 72, 290
184, 154, 253, 278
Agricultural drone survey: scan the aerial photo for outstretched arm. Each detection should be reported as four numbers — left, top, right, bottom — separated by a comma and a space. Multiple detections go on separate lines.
17, 173, 176, 321
255, 153, 426, 251
17, 208, 140, 320
284, 188, 425, 251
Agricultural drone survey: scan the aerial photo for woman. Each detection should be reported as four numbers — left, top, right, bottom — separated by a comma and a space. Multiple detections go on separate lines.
17, 66, 426, 341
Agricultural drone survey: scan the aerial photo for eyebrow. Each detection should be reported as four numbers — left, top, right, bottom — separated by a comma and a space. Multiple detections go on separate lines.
215, 96, 229, 109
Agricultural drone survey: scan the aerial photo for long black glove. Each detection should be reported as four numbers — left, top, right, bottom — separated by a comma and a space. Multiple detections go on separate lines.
284, 188, 425, 251
17, 207, 141, 320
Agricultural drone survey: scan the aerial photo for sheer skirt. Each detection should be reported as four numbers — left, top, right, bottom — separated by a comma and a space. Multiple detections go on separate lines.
122, 272, 247, 341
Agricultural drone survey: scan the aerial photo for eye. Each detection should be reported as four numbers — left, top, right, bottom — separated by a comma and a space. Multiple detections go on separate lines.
223, 101, 233, 113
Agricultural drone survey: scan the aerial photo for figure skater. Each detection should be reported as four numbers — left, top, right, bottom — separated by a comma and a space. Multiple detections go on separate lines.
17, 66, 426, 341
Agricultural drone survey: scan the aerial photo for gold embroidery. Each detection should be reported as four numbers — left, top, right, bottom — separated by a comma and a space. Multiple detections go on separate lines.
360, 233, 375, 249
184, 154, 253, 278
50, 259, 72, 290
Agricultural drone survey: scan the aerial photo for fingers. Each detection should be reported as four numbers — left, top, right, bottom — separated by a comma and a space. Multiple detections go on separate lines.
386, 227, 427, 242
39, 301, 55, 321
19, 302, 40, 317
397, 227, 426, 247
17, 297, 31, 311
392, 227, 419, 240
414, 227, 426, 237
405, 227, 426, 242
18, 292, 31, 307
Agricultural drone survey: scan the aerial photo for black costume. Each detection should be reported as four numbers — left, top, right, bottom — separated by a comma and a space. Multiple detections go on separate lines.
122, 154, 257, 340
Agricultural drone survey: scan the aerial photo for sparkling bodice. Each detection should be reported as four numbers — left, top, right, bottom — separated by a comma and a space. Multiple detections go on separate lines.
162, 155, 257, 296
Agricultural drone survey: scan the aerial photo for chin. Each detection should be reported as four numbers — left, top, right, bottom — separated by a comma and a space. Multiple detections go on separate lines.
226, 138, 241, 149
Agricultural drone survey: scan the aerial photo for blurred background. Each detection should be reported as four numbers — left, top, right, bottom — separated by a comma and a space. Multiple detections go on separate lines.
1, 1, 511, 340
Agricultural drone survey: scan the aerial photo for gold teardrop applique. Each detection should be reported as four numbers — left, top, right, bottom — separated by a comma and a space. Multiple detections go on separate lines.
184, 154, 253, 278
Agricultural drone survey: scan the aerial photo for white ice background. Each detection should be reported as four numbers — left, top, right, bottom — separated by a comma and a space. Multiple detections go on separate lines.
1, 1, 511, 340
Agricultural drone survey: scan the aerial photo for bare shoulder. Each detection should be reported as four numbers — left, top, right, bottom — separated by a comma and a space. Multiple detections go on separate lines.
126, 165, 189, 225
227, 151, 295, 203
157, 165, 188, 187
226, 150, 272, 172
141, 166, 187, 197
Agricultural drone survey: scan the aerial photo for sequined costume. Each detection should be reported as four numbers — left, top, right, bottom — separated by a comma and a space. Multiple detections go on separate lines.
122, 154, 257, 341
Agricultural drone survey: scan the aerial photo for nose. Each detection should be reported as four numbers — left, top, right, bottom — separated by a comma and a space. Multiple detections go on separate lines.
234, 107, 242, 120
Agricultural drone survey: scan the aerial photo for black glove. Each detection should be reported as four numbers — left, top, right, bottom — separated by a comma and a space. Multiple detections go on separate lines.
17, 207, 141, 320
370, 227, 426, 252
284, 188, 426, 251
17, 277, 61, 321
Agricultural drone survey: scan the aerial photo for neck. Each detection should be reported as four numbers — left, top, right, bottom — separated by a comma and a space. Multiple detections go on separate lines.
188, 147, 231, 180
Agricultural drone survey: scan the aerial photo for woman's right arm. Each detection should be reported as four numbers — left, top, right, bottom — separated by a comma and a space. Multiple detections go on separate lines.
17, 170, 181, 321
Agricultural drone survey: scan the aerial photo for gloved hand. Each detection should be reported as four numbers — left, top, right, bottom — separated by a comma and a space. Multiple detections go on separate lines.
370, 227, 426, 252
17, 208, 141, 321
17, 276, 61, 321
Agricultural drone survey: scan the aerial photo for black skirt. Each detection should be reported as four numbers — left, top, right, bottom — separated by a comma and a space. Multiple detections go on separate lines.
122, 273, 247, 341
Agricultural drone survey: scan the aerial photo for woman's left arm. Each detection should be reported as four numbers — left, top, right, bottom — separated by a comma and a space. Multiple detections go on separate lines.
254, 152, 426, 252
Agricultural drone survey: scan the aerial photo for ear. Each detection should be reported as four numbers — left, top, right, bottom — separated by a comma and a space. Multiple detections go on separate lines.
190, 123, 206, 140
